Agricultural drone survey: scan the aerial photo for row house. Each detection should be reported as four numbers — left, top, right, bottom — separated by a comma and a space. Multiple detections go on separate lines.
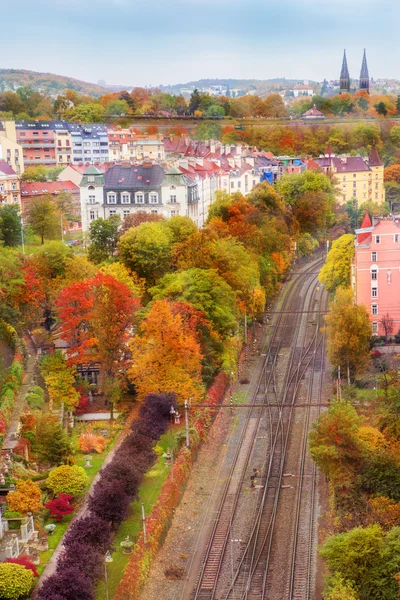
353, 212, 400, 336
0, 162, 21, 208
0, 122, 24, 175
0, 121, 110, 169
79, 163, 187, 232
312, 146, 385, 205
20, 180, 81, 228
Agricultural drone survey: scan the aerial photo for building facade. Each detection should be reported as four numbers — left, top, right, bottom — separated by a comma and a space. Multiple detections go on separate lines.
353, 213, 400, 336
0, 162, 21, 208
0, 122, 24, 175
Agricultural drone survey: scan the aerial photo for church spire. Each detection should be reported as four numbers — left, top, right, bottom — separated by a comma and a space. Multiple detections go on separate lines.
360, 49, 370, 93
340, 49, 350, 94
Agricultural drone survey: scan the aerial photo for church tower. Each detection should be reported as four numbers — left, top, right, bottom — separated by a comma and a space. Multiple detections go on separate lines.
340, 50, 350, 94
359, 49, 370, 93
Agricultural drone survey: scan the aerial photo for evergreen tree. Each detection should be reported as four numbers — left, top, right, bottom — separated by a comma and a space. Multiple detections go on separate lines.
189, 88, 201, 114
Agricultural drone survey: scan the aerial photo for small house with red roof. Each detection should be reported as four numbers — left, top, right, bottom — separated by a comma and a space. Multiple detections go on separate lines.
353, 213, 400, 336
302, 106, 325, 119
20, 180, 81, 229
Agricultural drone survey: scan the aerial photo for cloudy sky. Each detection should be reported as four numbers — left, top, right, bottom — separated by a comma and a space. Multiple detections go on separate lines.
3, 0, 400, 86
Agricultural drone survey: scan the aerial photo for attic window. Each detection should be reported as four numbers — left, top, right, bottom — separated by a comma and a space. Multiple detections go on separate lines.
88, 176, 95, 183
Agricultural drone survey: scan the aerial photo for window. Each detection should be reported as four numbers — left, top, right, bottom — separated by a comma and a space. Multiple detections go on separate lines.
375, 173, 379, 179
123, 210, 130, 218
375, 193, 379, 199
88, 185, 95, 191
372, 304, 378, 316
170, 195, 177, 203
353, 190, 357, 197
89, 210, 95, 221
372, 322, 378, 334
388, 271, 391, 285
353, 173, 356, 178
107, 193, 116, 204
88, 195, 96, 204
371, 269, 377, 280
395, 234, 399, 243
170, 210, 176, 217
135, 193, 144, 204
149, 193, 158, 204
372, 287, 378, 298
11, 183, 17, 190
121, 193, 130, 204
109, 209, 117, 216
231, 182, 234, 189
151, 209, 158, 214
353, 182, 356, 188
372, 252, 377, 261
343, 176, 346, 181
375, 235, 380, 244
237, 181, 241, 189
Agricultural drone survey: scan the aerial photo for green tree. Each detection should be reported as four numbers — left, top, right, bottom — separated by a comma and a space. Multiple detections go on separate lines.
106, 99, 129, 115
309, 401, 363, 493
0, 205, 21, 247
325, 287, 371, 380
165, 215, 198, 245
396, 95, 400, 116
189, 89, 202, 114
375, 102, 388, 117
149, 267, 237, 336
35, 241, 72, 278
27, 195, 61, 244
34, 415, 72, 465
206, 104, 225, 118
324, 574, 360, 600
64, 103, 105, 123
389, 126, 400, 147
88, 215, 121, 264
319, 234, 355, 293
118, 221, 173, 284
21, 165, 48, 182
193, 121, 222, 140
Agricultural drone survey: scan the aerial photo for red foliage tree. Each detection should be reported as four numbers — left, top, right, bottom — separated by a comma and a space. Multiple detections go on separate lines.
6, 555, 39, 577
45, 493, 75, 521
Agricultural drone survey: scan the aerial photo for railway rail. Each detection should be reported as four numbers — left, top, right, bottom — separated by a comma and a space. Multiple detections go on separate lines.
191, 255, 328, 600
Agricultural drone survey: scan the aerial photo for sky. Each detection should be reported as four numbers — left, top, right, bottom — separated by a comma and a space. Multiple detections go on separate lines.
3, 0, 400, 87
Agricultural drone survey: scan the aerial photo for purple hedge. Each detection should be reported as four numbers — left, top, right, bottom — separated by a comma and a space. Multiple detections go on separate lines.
37, 393, 176, 600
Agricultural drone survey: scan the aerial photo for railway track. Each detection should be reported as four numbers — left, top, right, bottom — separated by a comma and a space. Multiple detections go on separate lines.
191, 255, 327, 600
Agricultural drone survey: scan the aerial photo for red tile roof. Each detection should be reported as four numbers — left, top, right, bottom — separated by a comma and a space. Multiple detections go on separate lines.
332, 156, 370, 173
368, 145, 383, 167
21, 181, 79, 196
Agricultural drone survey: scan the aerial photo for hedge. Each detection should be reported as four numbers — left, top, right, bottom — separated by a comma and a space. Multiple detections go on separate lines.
114, 372, 228, 600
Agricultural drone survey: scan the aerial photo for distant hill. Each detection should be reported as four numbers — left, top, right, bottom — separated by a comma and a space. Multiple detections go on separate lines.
161, 78, 314, 95
0, 69, 109, 97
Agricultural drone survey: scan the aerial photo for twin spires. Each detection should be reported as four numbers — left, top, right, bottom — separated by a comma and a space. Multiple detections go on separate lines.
339, 49, 370, 94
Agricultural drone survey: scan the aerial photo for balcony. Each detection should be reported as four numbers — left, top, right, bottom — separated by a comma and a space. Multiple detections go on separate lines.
21, 143, 56, 149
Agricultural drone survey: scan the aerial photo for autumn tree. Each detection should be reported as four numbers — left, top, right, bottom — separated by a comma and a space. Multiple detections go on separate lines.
325, 287, 371, 380
56, 273, 140, 412
149, 268, 237, 336
319, 234, 355, 293
45, 494, 74, 521
384, 164, 400, 184
40, 351, 79, 411
7, 479, 42, 515
118, 221, 174, 284
34, 414, 73, 465
120, 210, 164, 233
323, 575, 360, 600
27, 195, 61, 244
380, 313, 394, 342
309, 401, 363, 494
129, 300, 203, 401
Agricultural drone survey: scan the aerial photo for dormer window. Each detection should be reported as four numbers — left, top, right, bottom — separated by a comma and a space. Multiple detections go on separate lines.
121, 193, 130, 204
107, 193, 116, 204
149, 193, 158, 204
135, 193, 144, 204
88, 176, 95, 183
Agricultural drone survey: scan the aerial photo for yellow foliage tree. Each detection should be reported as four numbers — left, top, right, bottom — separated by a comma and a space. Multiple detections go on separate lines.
128, 300, 204, 402
7, 480, 42, 515
357, 425, 386, 451
319, 234, 355, 293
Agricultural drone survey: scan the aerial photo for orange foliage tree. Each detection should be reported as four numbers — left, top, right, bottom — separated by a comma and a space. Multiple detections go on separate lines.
7, 480, 42, 515
128, 300, 203, 402
56, 273, 140, 407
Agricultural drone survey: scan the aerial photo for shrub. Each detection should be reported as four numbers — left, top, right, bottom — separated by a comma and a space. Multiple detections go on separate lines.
88, 480, 130, 527
26, 393, 44, 410
0, 563, 34, 599
102, 460, 141, 496
44, 493, 74, 521
78, 431, 106, 454
6, 555, 39, 578
29, 386, 44, 399
47, 465, 88, 496
57, 542, 103, 581
7, 480, 42, 515
36, 567, 94, 600
63, 515, 112, 552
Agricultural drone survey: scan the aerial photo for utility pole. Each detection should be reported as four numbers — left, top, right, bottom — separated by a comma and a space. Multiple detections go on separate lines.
184, 399, 190, 448
142, 502, 147, 544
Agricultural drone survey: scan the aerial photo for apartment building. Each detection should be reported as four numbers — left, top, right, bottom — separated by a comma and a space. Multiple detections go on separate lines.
353, 212, 400, 336
0, 162, 21, 208
70, 124, 109, 165
313, 146, 385, 205
15, 120, 58, 166
79, 163, 187, 232
0, 122, 24, 175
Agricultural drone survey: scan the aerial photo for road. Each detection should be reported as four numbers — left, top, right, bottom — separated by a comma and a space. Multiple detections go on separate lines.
188, 254, 330, 600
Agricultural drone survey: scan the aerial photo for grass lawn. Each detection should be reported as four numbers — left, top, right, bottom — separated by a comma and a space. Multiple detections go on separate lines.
95, 431, 177, 600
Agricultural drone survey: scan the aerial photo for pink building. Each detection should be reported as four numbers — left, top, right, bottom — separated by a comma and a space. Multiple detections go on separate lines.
353, 212, 400, 336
